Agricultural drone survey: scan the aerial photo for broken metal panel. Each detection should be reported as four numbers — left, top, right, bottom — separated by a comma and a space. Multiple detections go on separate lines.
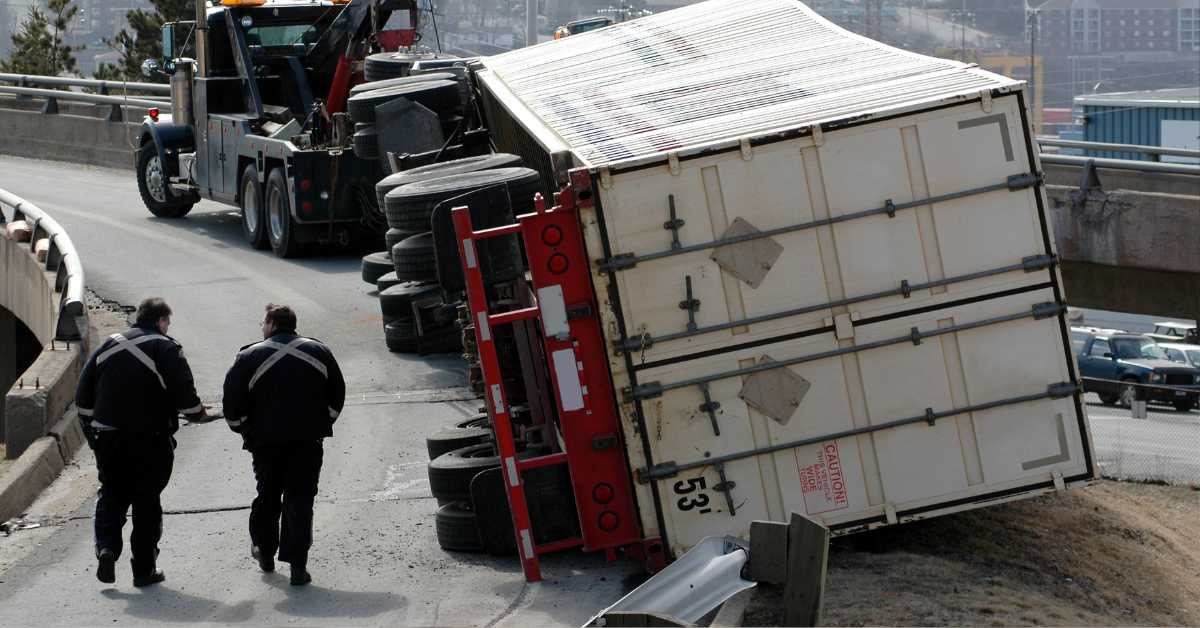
738, 356, 811, 426
710, 218, 784, 289
588, 536, 756, 627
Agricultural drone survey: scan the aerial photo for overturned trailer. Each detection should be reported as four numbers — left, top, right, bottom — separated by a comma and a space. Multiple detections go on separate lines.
458, 0, 1096, 580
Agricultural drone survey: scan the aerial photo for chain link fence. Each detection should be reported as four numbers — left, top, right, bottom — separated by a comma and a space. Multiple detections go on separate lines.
1084, 377, 1200, 487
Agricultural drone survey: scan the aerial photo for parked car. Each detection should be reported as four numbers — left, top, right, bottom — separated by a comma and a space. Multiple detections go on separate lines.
1071, 328, 1200, 412
1159, 342, 1200, 368
1146, 321, 1199, 345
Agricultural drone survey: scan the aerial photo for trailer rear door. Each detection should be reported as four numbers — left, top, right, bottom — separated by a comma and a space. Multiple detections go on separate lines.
578, 93, 1094, 556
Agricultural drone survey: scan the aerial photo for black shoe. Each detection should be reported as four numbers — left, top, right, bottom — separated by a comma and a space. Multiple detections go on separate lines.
251, 545, 275, 573
133, 569, 166, 587
289, 565, 312, 586
96, 549, 116, 584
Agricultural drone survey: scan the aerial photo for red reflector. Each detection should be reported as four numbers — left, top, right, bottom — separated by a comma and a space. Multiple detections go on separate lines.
598, 510, 620, 532
148, 108, 159, 121
301, 201, 314, 214
592, 483, 614, 504
299, 179, 312, 192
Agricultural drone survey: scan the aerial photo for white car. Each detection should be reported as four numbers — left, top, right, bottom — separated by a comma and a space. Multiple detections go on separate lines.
1159, 342, 1200, 368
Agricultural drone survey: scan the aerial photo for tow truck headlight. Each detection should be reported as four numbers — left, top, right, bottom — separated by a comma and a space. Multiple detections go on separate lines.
319, 190, 329, 200
1149, 373, 1164, 383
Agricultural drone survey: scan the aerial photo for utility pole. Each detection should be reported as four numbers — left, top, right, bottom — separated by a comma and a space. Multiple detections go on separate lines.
1028, 6, 1039, 133
526, 0, 536, 47
960, 0, 967, 62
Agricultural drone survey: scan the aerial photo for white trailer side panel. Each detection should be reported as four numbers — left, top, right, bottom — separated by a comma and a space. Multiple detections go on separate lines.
578, 94, 1095, 556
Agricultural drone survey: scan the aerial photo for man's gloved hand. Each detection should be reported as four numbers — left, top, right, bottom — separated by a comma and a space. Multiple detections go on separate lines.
183, 405, 223, 424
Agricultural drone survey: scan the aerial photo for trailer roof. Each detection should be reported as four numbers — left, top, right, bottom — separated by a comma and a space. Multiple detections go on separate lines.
481, 0, 1020, 169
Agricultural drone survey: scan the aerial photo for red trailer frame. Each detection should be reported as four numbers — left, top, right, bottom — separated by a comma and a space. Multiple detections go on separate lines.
452, 173, 650, 582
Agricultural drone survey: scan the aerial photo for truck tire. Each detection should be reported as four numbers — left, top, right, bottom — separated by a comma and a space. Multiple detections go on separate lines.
346, 80, 460, 124
136, 143, 194, 218
379, 280, 439, 320
428, 443, 501, 503
376, 153, 525, 211
385, 167, 543, 233
352, 124, 379, 160
384, 318, 418, 353
375, 153, 522, 209
265, 168, 304, 258
385, 227, 419, 252
435, 501, 483, 552
361, 251, 393, 285
1173, 399, 1196, 413
376, 271, 402, 292
391, 232, 437, 281
239, 163, 269, 250
426, 416, 492, 460
364, 51, 445, 81
349, 72, 456, 97
1118, 377, 1140, 409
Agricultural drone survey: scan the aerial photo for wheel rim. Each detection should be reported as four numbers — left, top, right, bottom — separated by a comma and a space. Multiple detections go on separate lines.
243, 178, 259, 234
145, 156, 167, 203
1120, 383, 1135, 407
267, 183, 285, 242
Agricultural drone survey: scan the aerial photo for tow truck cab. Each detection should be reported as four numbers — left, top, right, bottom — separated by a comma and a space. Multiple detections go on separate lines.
137, 0, 417, 256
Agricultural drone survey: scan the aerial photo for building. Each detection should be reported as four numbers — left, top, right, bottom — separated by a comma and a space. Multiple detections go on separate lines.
1075, 87, 1200, 162
1034, 0, 1199, 54
1030, 0, 1200, 108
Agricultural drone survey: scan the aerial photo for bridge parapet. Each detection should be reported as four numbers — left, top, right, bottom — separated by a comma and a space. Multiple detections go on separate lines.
1, 190, 89, 459
1043, 161, 1200, 322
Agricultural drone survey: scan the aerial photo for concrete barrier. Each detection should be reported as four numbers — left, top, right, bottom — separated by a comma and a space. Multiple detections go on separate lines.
0, 95, 143, 169
0, 435, 66, 522
4, 342, 84, 460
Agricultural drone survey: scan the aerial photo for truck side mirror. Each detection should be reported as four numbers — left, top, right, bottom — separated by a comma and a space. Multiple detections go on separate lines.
162, 22, 175, 60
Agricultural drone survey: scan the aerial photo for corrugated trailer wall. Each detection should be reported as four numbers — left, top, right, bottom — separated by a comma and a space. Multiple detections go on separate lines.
1081, 103, 1200, 160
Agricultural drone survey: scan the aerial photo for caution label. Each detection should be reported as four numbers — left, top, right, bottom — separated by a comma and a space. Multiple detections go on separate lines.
799, 441, 849, 515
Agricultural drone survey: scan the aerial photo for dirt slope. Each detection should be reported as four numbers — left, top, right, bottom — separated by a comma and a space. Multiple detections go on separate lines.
745, 481, 1200, 626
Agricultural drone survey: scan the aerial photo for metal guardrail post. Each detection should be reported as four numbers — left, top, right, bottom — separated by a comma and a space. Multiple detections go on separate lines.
41, 95, 58, 114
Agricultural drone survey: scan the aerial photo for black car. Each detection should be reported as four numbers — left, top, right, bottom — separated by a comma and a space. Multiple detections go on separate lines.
1071, 329, 1200, 412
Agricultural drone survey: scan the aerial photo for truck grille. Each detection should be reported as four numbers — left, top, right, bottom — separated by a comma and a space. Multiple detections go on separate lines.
1165, 373, 1194, 386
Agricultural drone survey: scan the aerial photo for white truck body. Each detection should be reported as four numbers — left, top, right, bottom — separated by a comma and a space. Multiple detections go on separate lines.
476, 0, 1096, 557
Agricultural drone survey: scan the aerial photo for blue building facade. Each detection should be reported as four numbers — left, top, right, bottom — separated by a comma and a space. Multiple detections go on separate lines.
1076, 88, 1200, 161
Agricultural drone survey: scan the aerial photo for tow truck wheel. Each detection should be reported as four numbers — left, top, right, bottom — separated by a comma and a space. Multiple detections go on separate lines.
265, 168, 302, 258
136, 143, 194, 218
239, 164, 269, 250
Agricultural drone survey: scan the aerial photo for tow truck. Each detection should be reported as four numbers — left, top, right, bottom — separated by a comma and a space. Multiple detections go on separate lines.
136, 0, 419, 257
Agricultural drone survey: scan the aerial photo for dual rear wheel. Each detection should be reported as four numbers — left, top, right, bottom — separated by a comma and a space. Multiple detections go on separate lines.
239, 164, 301, 258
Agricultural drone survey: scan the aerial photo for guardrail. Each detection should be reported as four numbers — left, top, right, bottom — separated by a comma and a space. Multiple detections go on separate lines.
0, 73, 170, 122
1037, 137, 1200, 162
1039, 153, 1200, 176
0, 189, 87, 340
0, 72, 170, 94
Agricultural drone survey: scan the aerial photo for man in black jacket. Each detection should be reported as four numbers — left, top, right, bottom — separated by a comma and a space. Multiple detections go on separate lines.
75, 297, 207, 587
222, 303, 345, 586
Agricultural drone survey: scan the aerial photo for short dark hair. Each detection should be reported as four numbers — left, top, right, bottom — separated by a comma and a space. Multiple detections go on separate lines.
135, 298, 172, 326
264, 303, 297, 332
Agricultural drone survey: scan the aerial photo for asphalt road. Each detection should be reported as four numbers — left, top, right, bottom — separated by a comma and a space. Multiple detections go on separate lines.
0, 155, 631, 626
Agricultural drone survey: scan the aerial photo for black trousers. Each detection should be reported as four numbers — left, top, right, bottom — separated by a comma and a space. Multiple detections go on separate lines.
93, 431, 174, 572
249, 440, 324, 566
